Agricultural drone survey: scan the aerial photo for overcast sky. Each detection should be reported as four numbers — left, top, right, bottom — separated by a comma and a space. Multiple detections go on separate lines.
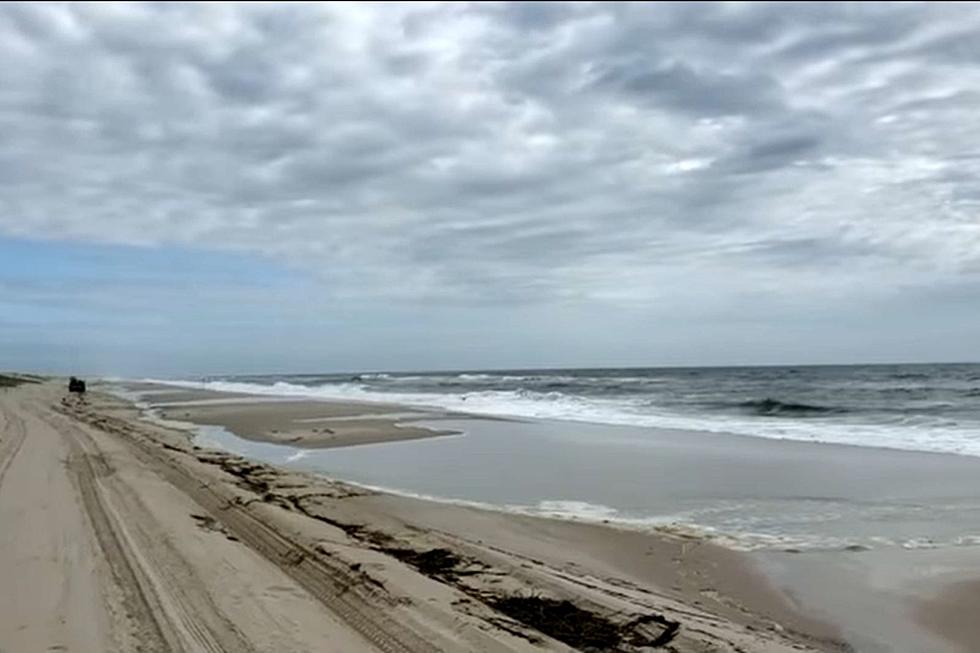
2, 2, 979, 376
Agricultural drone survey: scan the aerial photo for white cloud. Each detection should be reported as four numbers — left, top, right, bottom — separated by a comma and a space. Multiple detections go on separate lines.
0, 1, 979, 308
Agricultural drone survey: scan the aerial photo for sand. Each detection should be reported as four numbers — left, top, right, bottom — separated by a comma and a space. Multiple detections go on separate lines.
916, 579, 980, 652
0, 380, 848, 652
157, 398, 457, 448
135, 384, 462, 448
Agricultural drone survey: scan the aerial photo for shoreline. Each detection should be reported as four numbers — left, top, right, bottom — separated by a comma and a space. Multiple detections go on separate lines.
132, 384, 980, 551
139, 377, 980, 461
62, 379, 847, 651
114, 384, 786, 550
113, 382, 794, 546
111, 381, 980, 651
117, 382, 980, 553
139, 375, 980, 459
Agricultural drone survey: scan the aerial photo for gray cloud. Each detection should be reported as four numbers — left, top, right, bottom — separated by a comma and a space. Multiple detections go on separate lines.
1, 1, 979, 310
589, 59, 784, 117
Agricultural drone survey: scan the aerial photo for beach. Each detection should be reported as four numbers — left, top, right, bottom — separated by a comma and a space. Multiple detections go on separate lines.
5, 3, 978, 651
128, 377, 980, 652
0, 378, 847, 652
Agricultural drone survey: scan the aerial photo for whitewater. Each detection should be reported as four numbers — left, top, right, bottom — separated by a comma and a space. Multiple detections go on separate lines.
143, 362, 980, 457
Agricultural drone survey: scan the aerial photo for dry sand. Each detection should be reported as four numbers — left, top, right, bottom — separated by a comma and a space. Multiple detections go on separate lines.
0, 380, 846, 652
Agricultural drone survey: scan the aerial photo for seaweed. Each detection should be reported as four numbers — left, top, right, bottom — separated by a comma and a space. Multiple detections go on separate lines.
486, 594, 679, 651
376, 547, 470, 581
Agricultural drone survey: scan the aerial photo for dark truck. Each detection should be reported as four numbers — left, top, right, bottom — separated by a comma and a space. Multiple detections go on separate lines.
68, 376, 86, 394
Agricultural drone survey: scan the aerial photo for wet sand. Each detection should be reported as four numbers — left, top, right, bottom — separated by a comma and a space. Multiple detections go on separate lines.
157, 398, 458, 448
916, 579, 980, 652
0, 380, 845, 652
131, 383, 464, 448
757, 546, 980, 653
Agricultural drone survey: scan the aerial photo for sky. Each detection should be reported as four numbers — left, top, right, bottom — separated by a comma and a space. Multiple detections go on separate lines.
1, 2, 979, 376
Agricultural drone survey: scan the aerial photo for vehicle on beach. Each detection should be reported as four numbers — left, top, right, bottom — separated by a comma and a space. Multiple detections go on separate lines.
68, 377, 87, 395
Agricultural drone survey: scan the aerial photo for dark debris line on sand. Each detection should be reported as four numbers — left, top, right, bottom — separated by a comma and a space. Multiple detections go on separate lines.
376, 547, 479, 582
280, 491, 683, 650
366, 537, 681, 650
486, 595, 680, 651
93, 408, 684, 652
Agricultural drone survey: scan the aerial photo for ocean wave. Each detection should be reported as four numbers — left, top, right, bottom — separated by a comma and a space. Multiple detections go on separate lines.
285, 450, 310, 463
736, 398, 846, 416
353, 372, 672, 390
890, 372, 930, 380
140, 377, 980, 457
377, 492, 980, 553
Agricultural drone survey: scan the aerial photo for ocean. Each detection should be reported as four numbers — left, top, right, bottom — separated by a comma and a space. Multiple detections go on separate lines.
156, 363, 980, 456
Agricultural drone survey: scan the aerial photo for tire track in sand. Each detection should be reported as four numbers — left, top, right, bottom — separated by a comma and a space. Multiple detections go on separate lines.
62, 426, 178, 653
36, 404, 258, 653
59, 402, 440, 653
0, 402, 29, 492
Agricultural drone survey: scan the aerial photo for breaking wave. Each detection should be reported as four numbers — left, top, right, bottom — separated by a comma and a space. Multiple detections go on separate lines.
141, 362, 980, 457
736, 398, 846, 416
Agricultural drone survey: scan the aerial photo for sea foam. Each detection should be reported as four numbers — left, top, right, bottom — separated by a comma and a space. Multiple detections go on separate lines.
142, 377, 980, 457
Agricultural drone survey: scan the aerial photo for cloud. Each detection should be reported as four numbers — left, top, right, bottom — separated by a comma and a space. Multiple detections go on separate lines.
589, 59, 784, 117
0, 1, 979, 311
